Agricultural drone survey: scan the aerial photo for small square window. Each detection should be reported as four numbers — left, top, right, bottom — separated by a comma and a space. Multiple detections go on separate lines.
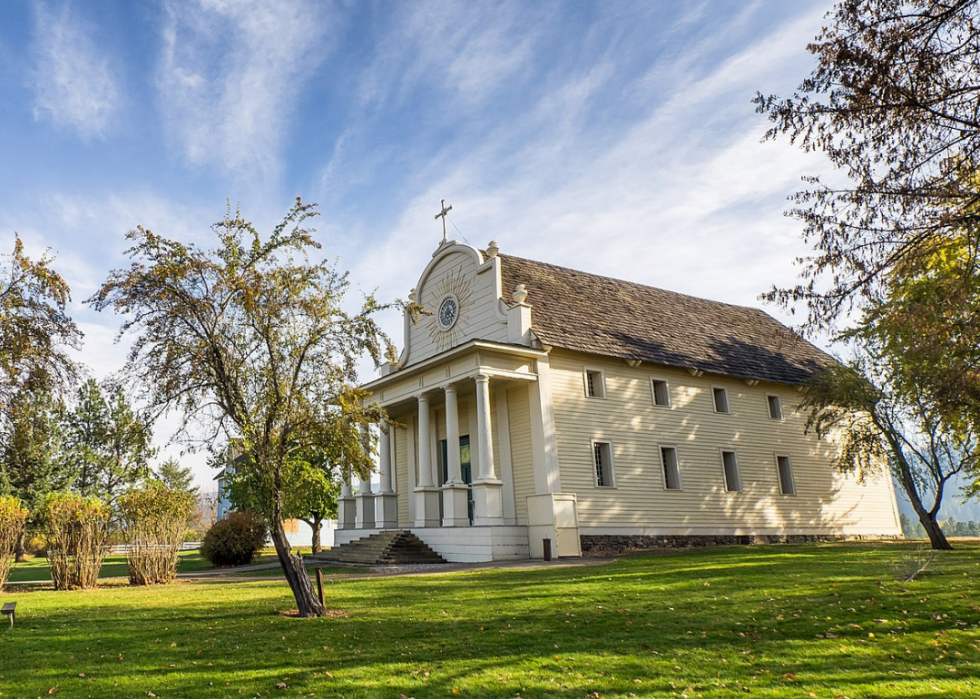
767, 395, 783, 420
722, 450, 741, 492
776, 455, 795, 495
593, 441, 614, 487
652, 379, 670, 406
661, 446, 681, 490
713, 387, 730, 413
585, 370, 606, 398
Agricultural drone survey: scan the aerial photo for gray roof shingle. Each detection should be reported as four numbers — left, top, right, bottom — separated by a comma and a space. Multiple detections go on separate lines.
498, 254, 833, 386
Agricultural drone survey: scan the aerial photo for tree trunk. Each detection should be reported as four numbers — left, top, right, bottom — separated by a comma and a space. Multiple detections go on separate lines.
15, 529, 26, 563
270, 518, 325, 617
311, 517, 322, 554
918, 512, 952, 550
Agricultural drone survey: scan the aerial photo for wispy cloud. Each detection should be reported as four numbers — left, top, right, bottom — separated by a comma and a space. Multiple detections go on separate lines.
157, 0, 334, 183
30, 1, 120, 139
347, 4, 831, 341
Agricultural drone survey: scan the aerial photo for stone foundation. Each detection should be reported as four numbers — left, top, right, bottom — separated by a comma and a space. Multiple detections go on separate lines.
579, 533, 845, 556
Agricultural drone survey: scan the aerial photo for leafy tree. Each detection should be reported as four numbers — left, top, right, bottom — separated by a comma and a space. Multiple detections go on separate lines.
155, 457, 199, 496
226, 452, 339, 554
60, 379, 155, 508
0, 372, 69, 560
90, 200, 391, 617
800, 352, 979, 550
0, 236, 80, 409
756, 0, 980, 331
119, 484, 195, 585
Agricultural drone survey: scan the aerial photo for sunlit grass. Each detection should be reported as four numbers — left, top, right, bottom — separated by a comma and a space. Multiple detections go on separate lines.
1, 542, 978, 698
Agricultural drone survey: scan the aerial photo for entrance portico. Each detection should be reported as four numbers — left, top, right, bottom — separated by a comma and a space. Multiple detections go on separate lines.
337, 340, 581, 562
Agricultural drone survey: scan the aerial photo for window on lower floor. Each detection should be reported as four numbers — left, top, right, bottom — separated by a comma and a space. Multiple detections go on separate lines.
660, 446, 681, 490
776, 455, 795, 495
593, 440, 615, 487
722, 450, 741, 492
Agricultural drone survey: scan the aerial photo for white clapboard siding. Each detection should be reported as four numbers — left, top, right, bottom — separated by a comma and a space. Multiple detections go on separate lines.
507, 384, 534, 523
548, 350, 901, 536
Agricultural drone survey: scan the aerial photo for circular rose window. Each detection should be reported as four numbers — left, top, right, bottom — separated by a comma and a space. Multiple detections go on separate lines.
437, 294, 459, 330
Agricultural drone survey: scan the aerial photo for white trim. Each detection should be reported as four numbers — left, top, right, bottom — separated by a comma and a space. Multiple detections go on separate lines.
775, 454, 796, 496
767, 394, 783, 420
591, 439, 616, 488
658, 444, 682, 490
650, 377, 672, 407
720, 448, 741, 492
712, 385, 730, 414
583, 367, 607, 399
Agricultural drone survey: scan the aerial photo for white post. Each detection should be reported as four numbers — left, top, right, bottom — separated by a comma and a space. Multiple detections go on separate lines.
442, 384, 469, 527
338, 474, 355, 530
355, 427, 375, 529
415, 393, 441, 527
472, 373, 503, 526
375, 425, 398, 528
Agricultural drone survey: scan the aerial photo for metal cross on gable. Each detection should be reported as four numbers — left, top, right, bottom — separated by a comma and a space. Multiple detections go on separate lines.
435, 199, 453, 243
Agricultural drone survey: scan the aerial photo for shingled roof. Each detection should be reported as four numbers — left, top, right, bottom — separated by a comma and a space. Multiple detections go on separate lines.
498, 254, 834, 386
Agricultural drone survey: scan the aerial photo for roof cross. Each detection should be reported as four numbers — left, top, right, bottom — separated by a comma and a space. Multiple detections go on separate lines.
435, 199, 453, 244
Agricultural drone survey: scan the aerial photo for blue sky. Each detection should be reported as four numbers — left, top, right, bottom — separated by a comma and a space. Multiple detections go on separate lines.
0, 1, 837, 485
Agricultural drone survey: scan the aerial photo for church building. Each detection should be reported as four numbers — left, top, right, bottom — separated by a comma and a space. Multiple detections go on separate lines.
335, 235, 902, 562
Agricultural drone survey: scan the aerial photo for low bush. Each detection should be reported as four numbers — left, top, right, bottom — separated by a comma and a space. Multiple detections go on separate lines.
0, 496, 29, 589
43, 493, 111, 590
120, 485, 195, 585
200, 513, 267, 567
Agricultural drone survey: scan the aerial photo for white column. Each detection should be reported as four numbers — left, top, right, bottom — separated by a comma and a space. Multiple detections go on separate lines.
375, 424, 398, 528
441, 383, 469, 527
444, 385, 462, 485
474, 374, 496, 481
415, 394, 441, 527
378, 427, 393, 493
417, 394, 434, 487
355, 427, 375, 529
338, 473, 355, 530
472, 374, 503, 526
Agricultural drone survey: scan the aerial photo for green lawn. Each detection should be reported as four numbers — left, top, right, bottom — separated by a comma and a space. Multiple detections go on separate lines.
0, 542, 978, 698
5, 550, 220, 583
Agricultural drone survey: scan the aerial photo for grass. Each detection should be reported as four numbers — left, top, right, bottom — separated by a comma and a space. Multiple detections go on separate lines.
5, 550, 219, 583
0, 542, 977, 698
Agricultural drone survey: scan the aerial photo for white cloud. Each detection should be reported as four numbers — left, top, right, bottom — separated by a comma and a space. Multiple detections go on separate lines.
157, 0, 335, 183
30, 1, 120, 139
346, 3, 834, 358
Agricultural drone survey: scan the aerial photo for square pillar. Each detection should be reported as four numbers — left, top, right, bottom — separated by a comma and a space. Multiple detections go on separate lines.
337, 479, 355, 530
356, 477, 375, 529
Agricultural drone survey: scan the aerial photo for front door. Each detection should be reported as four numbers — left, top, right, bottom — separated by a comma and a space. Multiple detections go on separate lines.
440, 435, 474, 524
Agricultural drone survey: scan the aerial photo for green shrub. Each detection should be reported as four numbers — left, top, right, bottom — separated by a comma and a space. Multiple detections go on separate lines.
120, 485, 195, 585
0, 496, 29, 589
42, 493, 111, 590
200, 513, 267, 567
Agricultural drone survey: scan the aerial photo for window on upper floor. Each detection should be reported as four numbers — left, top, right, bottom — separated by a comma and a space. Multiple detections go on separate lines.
652, 378, 671, 407
722, 450, 741, 492
584, 369, 606, 398
713, 387, 730, 414
776, 455, 795, 495
767, 394, 783, 420
593, 440, 615, 487
660, 446, 681, 490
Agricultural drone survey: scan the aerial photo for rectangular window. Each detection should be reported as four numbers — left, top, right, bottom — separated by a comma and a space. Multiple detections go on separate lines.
767, 395, 783, 420
652, 379, 671, 406
776, 455, 795, 495
585, 369, 606, 398
722, 450, 741, 492
593, 441, 614, 487
713, 387, 730, 413
660, 446, 681, 490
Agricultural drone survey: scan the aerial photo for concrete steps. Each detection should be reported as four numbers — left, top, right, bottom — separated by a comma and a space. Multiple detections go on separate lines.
309, 530, 446, 565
